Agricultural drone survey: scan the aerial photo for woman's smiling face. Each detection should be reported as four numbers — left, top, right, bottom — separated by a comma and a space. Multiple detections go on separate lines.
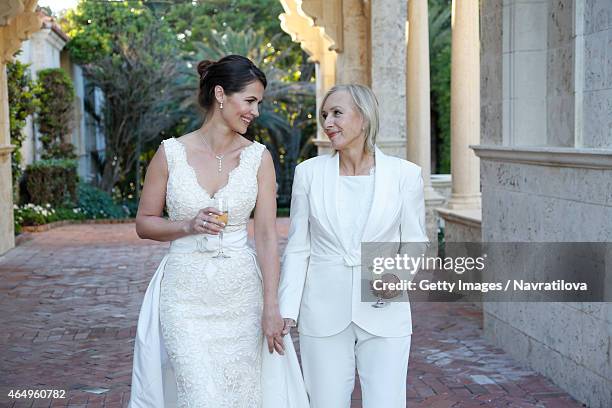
321, 90, 366, 152
219, 80, 264, 134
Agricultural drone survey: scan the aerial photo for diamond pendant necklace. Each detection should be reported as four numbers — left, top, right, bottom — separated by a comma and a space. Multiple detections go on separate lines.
202, 136, 232, 173
213, 153, 224, 173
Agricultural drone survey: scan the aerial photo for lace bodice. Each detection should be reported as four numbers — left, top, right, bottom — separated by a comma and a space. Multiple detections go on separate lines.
163, 137, 265, 232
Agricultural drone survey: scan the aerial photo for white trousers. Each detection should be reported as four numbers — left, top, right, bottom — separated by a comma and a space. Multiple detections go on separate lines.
299, 323, 411, 408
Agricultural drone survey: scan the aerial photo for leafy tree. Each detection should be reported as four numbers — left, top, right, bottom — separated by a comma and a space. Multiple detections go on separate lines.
162, 0, 310, 89
35, 68, 77, 160
61, 1, 187, 194
61, 0, 315, 201
62, 1, 155, 65
162, 0, 294, 53
429, 0, 452, 173
7, 57, 40, 200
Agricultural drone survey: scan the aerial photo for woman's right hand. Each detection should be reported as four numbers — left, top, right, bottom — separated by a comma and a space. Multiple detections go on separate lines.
186, 207, 225, 235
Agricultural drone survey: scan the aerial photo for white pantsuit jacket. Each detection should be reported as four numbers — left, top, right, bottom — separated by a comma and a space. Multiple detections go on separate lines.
279, 146, 429, 338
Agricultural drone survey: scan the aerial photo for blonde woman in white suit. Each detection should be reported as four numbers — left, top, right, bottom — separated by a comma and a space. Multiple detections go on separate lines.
279, 84, 428, 408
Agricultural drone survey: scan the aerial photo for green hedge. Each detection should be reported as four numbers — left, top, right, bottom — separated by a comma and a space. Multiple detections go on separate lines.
35, 68, 76, 160
22, 159, 78, 207
7, 58, 40, 200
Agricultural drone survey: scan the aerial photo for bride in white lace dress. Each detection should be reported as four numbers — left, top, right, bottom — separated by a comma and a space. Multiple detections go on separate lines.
128, 55, 308, 408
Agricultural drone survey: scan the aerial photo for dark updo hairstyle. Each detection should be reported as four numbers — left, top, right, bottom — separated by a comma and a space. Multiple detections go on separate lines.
197, 54, 267, 115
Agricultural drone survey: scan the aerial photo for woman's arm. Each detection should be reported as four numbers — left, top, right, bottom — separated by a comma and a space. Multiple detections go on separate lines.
400, 166, 428, 243
398, 166, 429, 282
135, 144, 223, 242
254, 149, 284, 354
373, 166, 429, 299
278, 164, 311, 323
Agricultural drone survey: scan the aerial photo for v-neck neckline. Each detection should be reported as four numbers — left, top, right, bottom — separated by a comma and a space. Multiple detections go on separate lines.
175, 138, 255, 199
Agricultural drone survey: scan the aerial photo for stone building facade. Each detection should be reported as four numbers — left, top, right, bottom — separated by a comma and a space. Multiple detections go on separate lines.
475, 1, 612, 407
280, 1, 611, 407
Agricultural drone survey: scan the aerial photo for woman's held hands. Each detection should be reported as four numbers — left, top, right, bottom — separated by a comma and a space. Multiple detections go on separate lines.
282, 318, 296, 335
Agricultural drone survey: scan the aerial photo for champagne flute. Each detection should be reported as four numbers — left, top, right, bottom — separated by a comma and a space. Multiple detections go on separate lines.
212, 196, 230, 259
372, 292, 388, 308
369, 266, 389, 308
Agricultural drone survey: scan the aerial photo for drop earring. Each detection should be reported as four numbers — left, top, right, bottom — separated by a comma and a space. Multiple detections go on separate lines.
220, 102, 224, 110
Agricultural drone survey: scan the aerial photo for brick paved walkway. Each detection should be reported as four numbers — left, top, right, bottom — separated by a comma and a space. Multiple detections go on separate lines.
0, 223, 583, 408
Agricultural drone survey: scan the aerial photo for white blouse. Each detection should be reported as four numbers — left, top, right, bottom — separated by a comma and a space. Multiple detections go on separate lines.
337, 170, 375, 252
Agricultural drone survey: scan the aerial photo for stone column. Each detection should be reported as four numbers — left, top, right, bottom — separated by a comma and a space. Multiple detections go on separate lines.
407, 0, 444, 245
279, 0, 338, 154
0, 63, 14, 254
370, 0, 407, 158
336, 0, 369, 85
314, 57, 337, 154
447, 0, 481, 209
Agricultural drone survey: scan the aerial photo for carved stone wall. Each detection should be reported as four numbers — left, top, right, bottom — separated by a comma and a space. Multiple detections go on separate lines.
0, 0, 41, 255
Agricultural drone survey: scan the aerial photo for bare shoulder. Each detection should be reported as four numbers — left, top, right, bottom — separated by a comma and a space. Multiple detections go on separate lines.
260, 147, 273, 162
257, 148, 275, 179
175, 131, 198, 147
150, 143, 168, 172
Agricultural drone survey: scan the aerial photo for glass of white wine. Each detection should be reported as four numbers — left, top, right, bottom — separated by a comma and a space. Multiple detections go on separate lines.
370, 266, 389, 308
212, 196, 230, 259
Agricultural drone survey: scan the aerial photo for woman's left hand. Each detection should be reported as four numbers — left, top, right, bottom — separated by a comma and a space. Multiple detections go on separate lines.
262, 304, 285, 355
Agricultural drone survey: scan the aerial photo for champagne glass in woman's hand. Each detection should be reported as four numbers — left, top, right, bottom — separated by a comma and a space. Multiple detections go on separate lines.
370, 273, 401, 308
212, 196, 230, 259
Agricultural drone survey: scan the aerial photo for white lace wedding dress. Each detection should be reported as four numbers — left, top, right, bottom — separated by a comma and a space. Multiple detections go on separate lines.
128, 138, 309, 408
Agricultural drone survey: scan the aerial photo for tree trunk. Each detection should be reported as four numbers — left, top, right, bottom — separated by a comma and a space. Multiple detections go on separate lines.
100, 159, 119, 193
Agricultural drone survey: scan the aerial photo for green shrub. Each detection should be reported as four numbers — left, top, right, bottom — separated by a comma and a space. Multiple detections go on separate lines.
22, 159, 78, 207
118, 199, 139, 218
13, 203, 87, 230
35, 68, 76, 160
14, 219, 22, 235
54, 206, 87, 221
13, 182, 129, 234
7, 57, 40, 200
77, 183, 128, 219
14, 203, 51, 226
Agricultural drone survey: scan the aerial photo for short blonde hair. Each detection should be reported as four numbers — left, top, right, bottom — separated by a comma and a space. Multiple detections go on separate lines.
319, 84, 380, 153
